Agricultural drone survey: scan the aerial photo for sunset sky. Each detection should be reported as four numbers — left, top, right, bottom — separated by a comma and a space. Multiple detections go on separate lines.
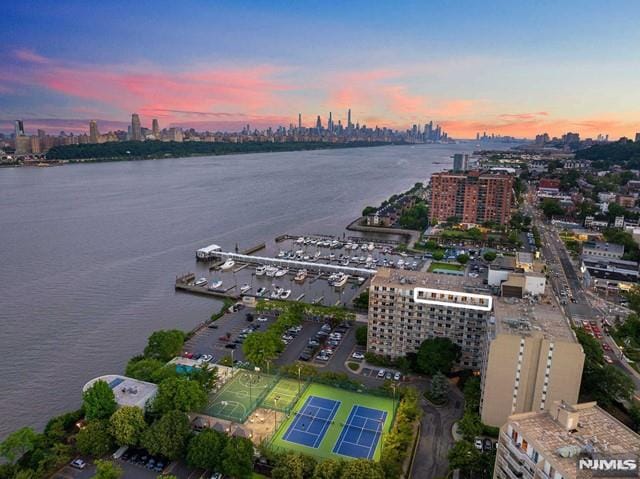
1, 0, 639, 138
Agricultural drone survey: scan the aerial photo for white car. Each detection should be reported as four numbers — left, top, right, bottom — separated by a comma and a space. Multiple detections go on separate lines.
70, 459, 87, 469
352, 352, 365, 360
474, 438, 483, 450
377, 369, 385, 378
257, 316, 269, 322
394, 372, 401, 381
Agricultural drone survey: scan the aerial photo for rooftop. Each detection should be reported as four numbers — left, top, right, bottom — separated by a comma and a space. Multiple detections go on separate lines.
371, 266, 488, 294
490, 255, 517, 271
82, 375, 157, 409
583, 241, 624, 255
492, 294, 576, 342
509, 402, 640, 479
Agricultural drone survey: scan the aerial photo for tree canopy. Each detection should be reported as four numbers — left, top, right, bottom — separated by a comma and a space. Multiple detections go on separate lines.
0, 427, 39, 464
83, 380, 118, 421
152, 377, 208, 414
416, 337, 461, 375
220, 436, 254, 479
109, 406, 147, 447
143, 329, 186, 362
242, 331, 281, 366
142, 411, 191, 460
186, 429, 227, 472
76, 420, 114, 457
124, 357, 166, 383
93, 459, 123, 479
339, 459, 385, 479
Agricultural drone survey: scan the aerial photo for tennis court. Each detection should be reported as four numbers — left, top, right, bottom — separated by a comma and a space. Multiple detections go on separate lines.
260, 378, 305, 412
205, 370, 278, 422
332, 405, 387, 459
270, 383, 395, 461
282, 396, 341, 448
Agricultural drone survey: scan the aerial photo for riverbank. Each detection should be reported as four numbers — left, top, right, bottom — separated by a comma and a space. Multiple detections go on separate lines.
45, 140, 399, 163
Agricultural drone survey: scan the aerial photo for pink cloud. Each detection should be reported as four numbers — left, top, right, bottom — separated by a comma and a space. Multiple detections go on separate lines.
14, 48, 51, 65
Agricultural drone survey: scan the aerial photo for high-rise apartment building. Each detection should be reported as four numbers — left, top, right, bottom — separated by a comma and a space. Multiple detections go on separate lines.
429, 171, 514, 225
480, 298, 584, 427
14, 120, 25, 138
453, 153, 469, 172
495, 401, 640, 479
131, 113, 142, 141
368, 268, 493, 369
152, 119, 160, 139
635, 132, 640, 143
89, 120, 99, 143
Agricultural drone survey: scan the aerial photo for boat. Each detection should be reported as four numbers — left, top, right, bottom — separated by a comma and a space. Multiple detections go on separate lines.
220, 259, 235, 270
327, 273, 339, 284
333, 273, 349, 288
277, 250, 286, 258
294, 269, 308, 283
255, 265, 267, 276
314, 251, 322, 258
240, 283, 251, 293
256, 287, 267, 297
367, 243, 375, 251
208, 279, 223, 290
275, 268, 288, 277
280, 289, 292, 299
266, 266, 278, 277
341, 259, 350, 266
351, 243, 359, 250
356, 276, 366, 284
195, 278, 208, 287
271, 287, 284, 299
296, 237, 305, 244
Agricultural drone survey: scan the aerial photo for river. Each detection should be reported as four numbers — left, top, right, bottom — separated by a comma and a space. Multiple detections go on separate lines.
0, 141, 512, 438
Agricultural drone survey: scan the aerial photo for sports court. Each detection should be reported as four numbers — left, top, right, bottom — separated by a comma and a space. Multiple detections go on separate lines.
332, 405, 387, 459
270, 383, 395, 461
282, 396, 341, 448
260, 378, 305, 412
205, 370, 278, 422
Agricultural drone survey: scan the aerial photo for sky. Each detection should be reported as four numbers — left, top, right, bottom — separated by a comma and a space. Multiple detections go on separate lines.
1, 0, 639, 139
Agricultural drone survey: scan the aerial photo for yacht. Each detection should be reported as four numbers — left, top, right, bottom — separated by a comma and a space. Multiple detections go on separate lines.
367, 243, 375, 251
220, 259, 235, 270
255, 265, 267, 276
280, 289, 292, 299
277, 250, 286, 258
275, 268, 288, 278
333, 273, 349, 288
327, 273, 339, 284
341, 259, 350, 266
266, 266, 278, 277
195, 277, 208, 287
271, 287, 284, 299
314, 251, 322, 259
294, 269, 308, 283
296, 237, 305, 244
208, 279, 223, 290
351, 243, 359, 250
240, 284, 251, 293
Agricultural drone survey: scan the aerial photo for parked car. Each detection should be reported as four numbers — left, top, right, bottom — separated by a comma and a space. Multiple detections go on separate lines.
394, 371, 401, 381
474, 438, 483, 450
604, 354, 614, 364
207, 323, 219, 329
70, 459, 87, 469
352, 352, 365, 360
483, 438, 493, 452
377, 369, 385, 378
385, 371, 393, 380
225, 344, 237, 349
257, 316, 269, 322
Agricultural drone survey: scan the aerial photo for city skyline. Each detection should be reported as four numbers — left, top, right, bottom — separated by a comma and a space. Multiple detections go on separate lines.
1, 1, 640, 138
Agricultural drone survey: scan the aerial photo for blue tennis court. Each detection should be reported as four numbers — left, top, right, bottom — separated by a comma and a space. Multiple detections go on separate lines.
282, 396, 341, 448
332, 405, 387, 459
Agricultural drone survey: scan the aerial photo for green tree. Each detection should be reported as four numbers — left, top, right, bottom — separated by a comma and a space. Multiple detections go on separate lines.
142, 411, 191, 460
340, 459, 385, 479
456, 253, 470, 265
109, 406, 147, 447
186, 429, 227, 472
221, 436, 254, 479
271, 453, 317, 479
93, 459, 122, 479
125, 357, 166, 383
144, 329, 186, 362
362, 206, 377, 216
458, 412, 483, 441
541, 198, 565, 219
429, 372, 450, 405
448, 440, 482, 476
355, 326, 368, 346
312, 458, 344, 479
83, 380, 117, 421
152, 377, 207, 414
242, 331, 280, 366
0, 427, 39, 464
416, 337, 461, 375
432, 250, 444, 261
186, 364, 218, 392
483, 251, 497, 262
352, 291, 369, 310
76, 420, 114, 457
463, 376, 482, 413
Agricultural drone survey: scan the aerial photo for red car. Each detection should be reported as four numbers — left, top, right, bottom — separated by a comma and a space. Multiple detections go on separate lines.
603, 343, 612, 352
182, 352, 193, 359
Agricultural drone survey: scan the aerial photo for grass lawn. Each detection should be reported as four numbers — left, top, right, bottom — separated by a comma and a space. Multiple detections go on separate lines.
270, 383, 395, 462
428, 262, 464, 272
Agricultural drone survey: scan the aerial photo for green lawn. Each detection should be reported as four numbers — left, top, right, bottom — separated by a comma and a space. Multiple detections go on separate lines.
269, 383, 395, 462
428, 262, 464, 272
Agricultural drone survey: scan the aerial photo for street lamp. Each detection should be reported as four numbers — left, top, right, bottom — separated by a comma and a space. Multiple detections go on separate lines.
297, 364, 302, 394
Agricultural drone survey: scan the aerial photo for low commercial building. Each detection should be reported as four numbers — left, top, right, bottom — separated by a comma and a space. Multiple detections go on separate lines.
83, 375, 157, 409
581, 256, 640, 292
495, 401, 640, 479
480, 297, 584, 427
582, 241, 624, 260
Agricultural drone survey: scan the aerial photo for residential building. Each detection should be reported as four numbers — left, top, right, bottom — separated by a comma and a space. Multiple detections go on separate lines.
481, 297, 584, 427
152, 119, 160, 139
14, 119, 25, 137
367, 268, 492, 369
15, 135, 31, 155
131, 113, 142, 141
582, 241, 624, 260
29, 136, 40, 154
453, 153, 469, 172
429, 171, 514, 225
635, 132, 640, 142
89, 120, 99, 143
494, 401, 640, 479
616, 194, 636, 208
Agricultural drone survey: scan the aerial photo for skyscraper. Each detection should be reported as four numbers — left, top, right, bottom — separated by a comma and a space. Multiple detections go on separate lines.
315, 115, 322, 131
635, 132, 640, 142
452, 153, 469, 172
152, 119, 160, 139
347, 109, 352, 129
14, 120, 25, 138
131, 113, 142, 141
298, 113, 302, 130
328, 112, 333, 132
89, 120, 99, 143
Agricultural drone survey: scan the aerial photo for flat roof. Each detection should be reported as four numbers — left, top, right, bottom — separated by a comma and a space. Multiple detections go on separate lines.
492, 295, 576, 342
490, 256, 516, 271
83, 375, 157, 409
509, 403, 640, 479
516, 252, 533, 264
583, 241, 624, 254
371, 266, 488, 294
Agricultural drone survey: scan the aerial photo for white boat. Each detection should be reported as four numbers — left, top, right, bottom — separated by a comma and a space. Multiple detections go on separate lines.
356, 276, 366, 284
351, 243, 359, 250
328, 273, 339, 284
277, 250, 286, 258
271, 287, 283, 299
366, 256, 374, 264
341, 259, 350, 266
368, 243, 375, 251
333, 273, 349, 288
294, 269, 308, 283
314, 251, 322, 258
275, 268, 288, 277
208, 279, 223, 290
240, 283, 251, 293
296, 237, 305, 244
266, 266, 278, 277
280, 289, 292, 299
255, 265, 267, 276
220, 259, 235, 270
195, 277, 208, 287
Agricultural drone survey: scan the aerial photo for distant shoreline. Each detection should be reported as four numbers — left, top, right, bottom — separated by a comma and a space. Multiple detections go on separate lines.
43, 140, 403, 164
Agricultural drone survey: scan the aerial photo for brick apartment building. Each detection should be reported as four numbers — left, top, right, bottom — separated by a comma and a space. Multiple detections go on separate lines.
429, 171, 514, 225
